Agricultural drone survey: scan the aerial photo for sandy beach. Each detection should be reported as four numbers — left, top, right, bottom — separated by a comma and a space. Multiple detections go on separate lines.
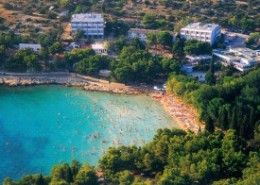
151, 92, 204, 133
0, 72, 203, 132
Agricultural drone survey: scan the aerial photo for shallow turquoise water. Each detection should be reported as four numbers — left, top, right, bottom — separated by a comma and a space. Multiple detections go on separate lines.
0, 85, 178, 181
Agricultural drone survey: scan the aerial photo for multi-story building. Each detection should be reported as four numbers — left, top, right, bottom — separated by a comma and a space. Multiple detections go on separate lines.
71, 14, 105, 39
180, 23, 221, 45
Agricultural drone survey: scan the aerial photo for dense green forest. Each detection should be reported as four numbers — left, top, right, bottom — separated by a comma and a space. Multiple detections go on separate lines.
0, 32, 212, 76
0, 32, 182, 80
167, 68, 260, 140
4, 128, 260, 185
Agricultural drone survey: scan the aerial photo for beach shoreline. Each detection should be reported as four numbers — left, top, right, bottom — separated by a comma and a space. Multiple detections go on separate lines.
0, 72, 203, 132
152, 92, 204, 133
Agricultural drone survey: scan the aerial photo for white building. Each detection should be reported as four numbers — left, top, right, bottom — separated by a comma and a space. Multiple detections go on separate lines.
91, 43, 107, 55
180, 23, 221, 45
19, 43, 41, 52
99, 69, 111, 77
65, 42, 80, 51
189, 71, 206, 82
71, 14, 105, 39
128, 28, 177, 42
181, 64, 193, 74
185, 55, 212, 64
55, 8, 69, 17
213, 48, 259, 71
180, 64, 205, 82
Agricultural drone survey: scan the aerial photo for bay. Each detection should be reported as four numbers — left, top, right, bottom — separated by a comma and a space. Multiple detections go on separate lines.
0, 85, 178, 181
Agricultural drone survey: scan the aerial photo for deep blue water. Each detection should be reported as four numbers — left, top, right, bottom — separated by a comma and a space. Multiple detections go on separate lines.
0, 85, 178, 181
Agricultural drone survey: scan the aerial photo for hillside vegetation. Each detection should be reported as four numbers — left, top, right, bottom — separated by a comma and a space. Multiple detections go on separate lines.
0, 0, 259, 37
167, 68, 260, 141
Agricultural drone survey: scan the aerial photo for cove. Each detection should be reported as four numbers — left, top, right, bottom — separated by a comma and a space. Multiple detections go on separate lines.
0, 85, 178, 181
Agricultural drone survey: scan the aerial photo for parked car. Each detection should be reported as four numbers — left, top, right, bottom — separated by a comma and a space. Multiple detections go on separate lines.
154, 86, 162, 91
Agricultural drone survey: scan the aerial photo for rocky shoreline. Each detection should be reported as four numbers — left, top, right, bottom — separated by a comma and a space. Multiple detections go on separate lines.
0, 72, 148, 95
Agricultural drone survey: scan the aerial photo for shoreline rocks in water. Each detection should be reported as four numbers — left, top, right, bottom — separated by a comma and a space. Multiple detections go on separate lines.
0, 72, 146, 95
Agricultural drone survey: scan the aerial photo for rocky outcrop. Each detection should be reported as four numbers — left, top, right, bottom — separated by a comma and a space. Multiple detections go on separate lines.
0, 73, 146, 95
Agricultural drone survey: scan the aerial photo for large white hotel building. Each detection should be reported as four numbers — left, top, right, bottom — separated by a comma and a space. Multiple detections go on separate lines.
180, 23, 221, 45
71, 14, 105, 39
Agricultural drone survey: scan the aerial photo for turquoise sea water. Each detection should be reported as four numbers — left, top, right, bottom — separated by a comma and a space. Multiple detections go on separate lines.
0, 85, 178, 181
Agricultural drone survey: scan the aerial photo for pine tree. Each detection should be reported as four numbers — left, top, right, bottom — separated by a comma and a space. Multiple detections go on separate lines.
205, 115, 215, 133
230, 107, 237, 130
218, 106, 226, 129
205, 58, 216, 85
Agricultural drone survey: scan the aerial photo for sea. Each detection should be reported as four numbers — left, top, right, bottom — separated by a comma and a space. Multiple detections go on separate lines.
0, 85, 178, 181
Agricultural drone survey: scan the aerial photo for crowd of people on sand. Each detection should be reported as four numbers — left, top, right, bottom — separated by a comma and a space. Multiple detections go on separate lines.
159, 94, 203, 133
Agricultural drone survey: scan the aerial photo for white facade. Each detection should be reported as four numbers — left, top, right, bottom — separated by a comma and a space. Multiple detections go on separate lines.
56, 9, 69, 17
19, 44, 41, 52
181, 64, 193, 74
185, 55, 212, 64
91, 43, 107, 55
180, 23, 221, 45
128, 29, 148, 42
65, 42, 80, 51
213, 48, 259, 71
189, 72, 206, 82
99, 70, 111, 77
71, 14, 105, 39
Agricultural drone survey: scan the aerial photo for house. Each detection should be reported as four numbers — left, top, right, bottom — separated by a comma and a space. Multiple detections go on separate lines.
71, 14, 105, 39
181, 64, 193, 74
180, 64, 206, 82
180, 23, 221, 45
128, 28, 177, 42
189, 71, 206, 82
55, 8, 69, 17
49, 6, 54, 11
91, 43, 107, 55
185, 55, 212, 65
19, 43, 41, 52
65, 42, 80, 51
213, 48, 259, 71
99, 70, 110, 77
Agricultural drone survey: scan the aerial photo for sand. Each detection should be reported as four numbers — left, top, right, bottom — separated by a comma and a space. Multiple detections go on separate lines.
152, 92, 204, 133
